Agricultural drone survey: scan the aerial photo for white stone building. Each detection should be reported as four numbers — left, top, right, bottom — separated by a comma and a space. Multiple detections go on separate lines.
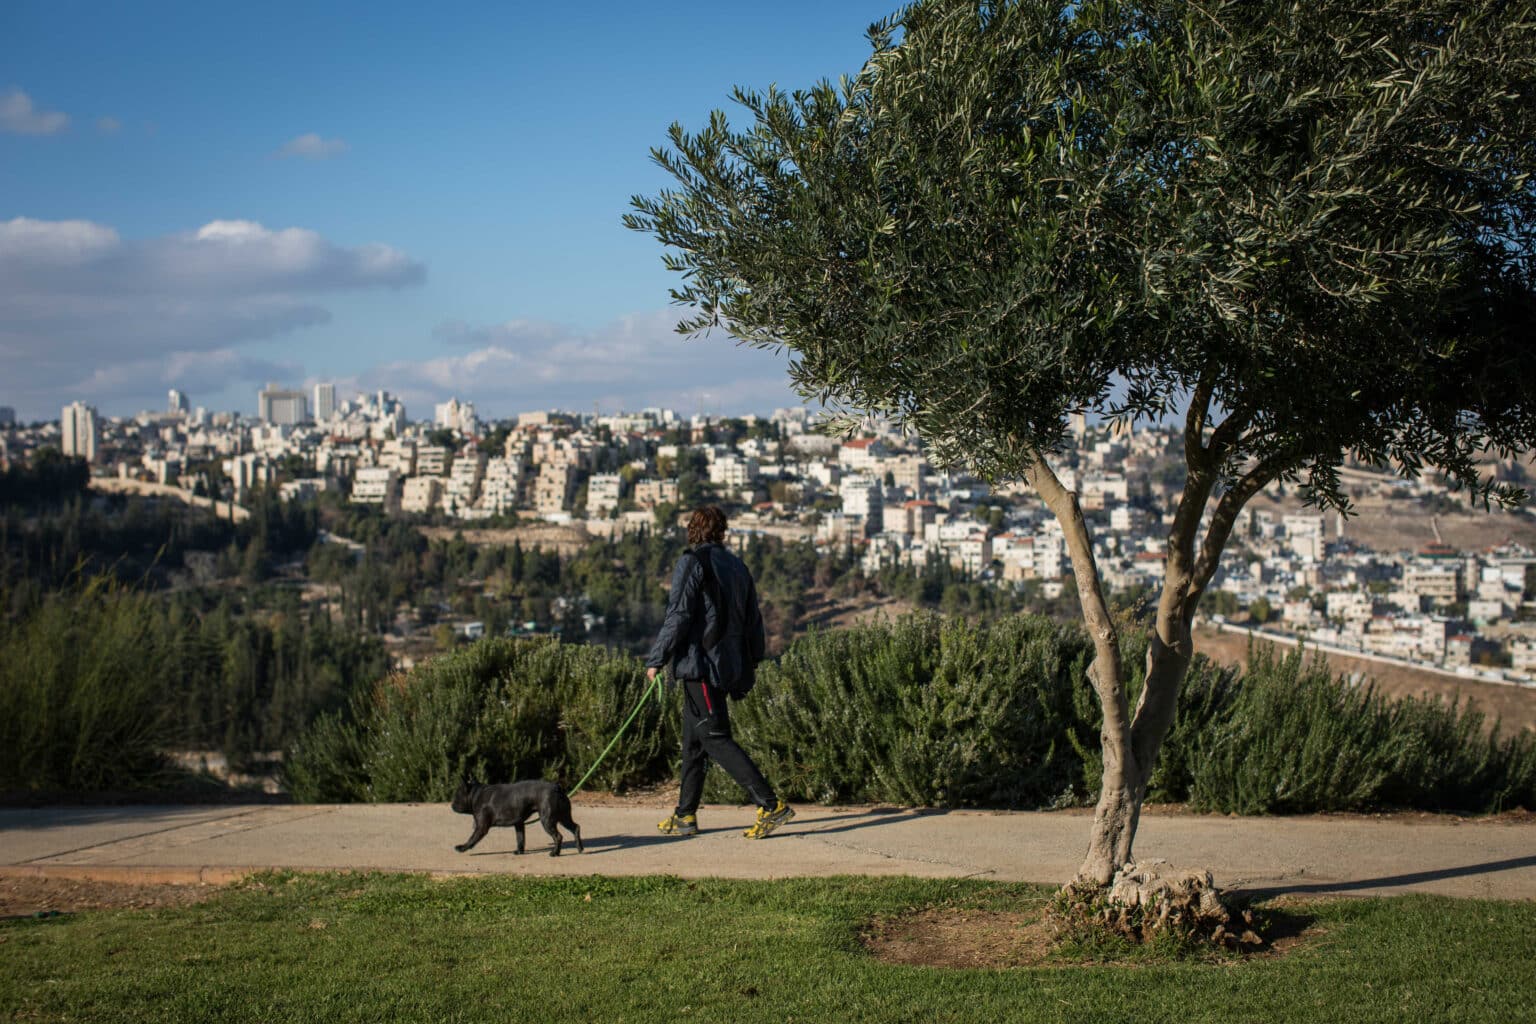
352, 466, 399, 508
587, 473, 623, 517
401, 476, 443, 514
61, 402, 97, 462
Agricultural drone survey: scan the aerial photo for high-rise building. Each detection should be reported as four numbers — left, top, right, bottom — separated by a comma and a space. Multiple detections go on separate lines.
0, 407, 14, 427
258, 383, 309, 426
435, 397, 478, 436
314, 382, 336, 423
168, 389, 190, 414
61, 402, 97, 462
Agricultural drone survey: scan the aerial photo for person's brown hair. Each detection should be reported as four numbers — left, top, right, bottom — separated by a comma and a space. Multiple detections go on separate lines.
686, 505, 728, 546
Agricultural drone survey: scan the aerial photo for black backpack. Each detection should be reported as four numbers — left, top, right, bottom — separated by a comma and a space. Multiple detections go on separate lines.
688, 547, 758, 698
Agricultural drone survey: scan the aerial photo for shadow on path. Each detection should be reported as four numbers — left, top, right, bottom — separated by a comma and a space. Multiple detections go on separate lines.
561, 832, 712, 854
474, 809, 941, 855
791, 808, 946, 839
1237, 854, 1536, 898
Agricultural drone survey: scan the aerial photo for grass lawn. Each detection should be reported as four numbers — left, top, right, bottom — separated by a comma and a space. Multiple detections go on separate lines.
3, 872, 1533, 1023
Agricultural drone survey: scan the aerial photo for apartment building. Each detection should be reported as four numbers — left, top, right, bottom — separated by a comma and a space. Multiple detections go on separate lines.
1404, 564, 1463, 605
379, 439, 416, 475
401, 476, 443, 514
533, 463, 580, 514
477, 457, 527, 514
838, 438, 888, 474
839, 475, 883, 527
61, 402, 97, 462
632, 478, 678, 509
707, 453, 758, 489
257, 384, 308, 426
416, 445, 451, 476
587, 473, 623, 517
352, 466, 399, 508
444, 453, 485, 514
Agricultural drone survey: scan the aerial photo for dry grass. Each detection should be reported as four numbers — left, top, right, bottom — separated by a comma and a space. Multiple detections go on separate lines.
0, 876, 221, 917
1193, 626, 1536, 737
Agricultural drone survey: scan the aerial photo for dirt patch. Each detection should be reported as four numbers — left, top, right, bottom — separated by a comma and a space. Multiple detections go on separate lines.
0, 876, 223, 917
863, 905, 1056, 969
1245, 490, 1536, 553
862, 899, 1324, 969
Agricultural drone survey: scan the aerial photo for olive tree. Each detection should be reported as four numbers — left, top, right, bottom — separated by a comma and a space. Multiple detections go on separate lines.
627, 0, 1536, 884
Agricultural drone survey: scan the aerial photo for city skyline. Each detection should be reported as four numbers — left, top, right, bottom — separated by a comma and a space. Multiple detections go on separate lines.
0, 1, 897, 422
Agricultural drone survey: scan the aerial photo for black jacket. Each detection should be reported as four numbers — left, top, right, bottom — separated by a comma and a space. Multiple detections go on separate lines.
644, 543, 765, 691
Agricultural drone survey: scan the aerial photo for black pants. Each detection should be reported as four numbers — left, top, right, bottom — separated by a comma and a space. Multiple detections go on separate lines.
676, 679, 775, 814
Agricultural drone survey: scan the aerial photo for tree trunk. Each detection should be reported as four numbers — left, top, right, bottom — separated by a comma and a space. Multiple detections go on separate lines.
1021, 452, 1137, 885
1022, 397, 1273, 886
1076, 727, 1140, 885
1075, 575, 1197, 885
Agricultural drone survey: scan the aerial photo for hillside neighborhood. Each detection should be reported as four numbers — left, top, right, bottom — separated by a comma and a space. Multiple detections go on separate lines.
5, 384, 1536, 686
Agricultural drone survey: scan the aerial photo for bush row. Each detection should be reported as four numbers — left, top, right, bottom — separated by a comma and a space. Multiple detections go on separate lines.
283, 637, 674, 803
284, 615, 1536, 815
0, 579, 173, 791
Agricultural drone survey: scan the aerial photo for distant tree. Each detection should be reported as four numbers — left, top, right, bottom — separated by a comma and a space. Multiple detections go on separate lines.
768, 480, 801, 506
652, 500, 680, 532
630, 0, 1536, 883
1248, 597, 1273, 625
0, 448, 89, 506
277, 453, 308, 481
481, 423, 512, 456
240, 537, 269, 584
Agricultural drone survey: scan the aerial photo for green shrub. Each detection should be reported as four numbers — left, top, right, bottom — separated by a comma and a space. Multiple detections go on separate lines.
1376, 696, 1536, 813
1143, 656, 1246, 803
720, 614, 1095, 807
1186, 646, 1536, 814
283, 637, 675, 803
0, 579, 173, 791
280, 706, 371, 803
285, 615, 1535, 816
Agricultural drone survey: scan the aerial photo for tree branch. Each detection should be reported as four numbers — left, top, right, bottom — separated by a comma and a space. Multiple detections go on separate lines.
1020, 446, 1133, 767
1183, 369, 1217, 469
1205, 407, 1251, 463
1189, 453, 1294, 606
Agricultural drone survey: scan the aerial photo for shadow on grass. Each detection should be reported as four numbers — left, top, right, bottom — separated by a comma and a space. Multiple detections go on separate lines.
1251, 903, 1320, 953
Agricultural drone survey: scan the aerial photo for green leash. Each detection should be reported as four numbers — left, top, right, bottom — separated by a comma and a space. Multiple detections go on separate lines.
567, 674, 664, 796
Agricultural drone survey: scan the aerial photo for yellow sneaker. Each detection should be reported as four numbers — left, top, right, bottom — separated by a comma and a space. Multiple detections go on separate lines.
742, 800, 795, 839
657, 813, 698, 837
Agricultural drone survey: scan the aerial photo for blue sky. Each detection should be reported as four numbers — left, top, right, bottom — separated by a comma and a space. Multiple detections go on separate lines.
0, 1, 898, 422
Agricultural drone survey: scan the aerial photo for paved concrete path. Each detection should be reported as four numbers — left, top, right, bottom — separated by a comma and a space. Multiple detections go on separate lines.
2, 802, 1533, 899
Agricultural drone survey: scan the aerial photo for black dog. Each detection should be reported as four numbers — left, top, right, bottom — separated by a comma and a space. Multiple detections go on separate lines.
451, 778, 583, 857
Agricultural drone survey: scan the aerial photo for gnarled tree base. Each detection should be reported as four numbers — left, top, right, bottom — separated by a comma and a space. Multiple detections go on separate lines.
1049, 861, 1264, 950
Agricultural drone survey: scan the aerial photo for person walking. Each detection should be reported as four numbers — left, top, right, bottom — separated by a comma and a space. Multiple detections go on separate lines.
645, 505, 794, 839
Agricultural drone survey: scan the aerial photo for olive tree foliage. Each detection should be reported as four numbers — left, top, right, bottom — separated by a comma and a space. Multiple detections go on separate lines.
627, 0, 1536, 883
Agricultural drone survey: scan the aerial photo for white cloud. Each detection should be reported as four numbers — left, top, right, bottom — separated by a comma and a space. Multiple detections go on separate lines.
0, 88, 69, 135
0, 216, 424, 418
96, 116, 121, 135
341, 312, 800, 419
276, 132, 349, 160
0, 217, 119, 265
